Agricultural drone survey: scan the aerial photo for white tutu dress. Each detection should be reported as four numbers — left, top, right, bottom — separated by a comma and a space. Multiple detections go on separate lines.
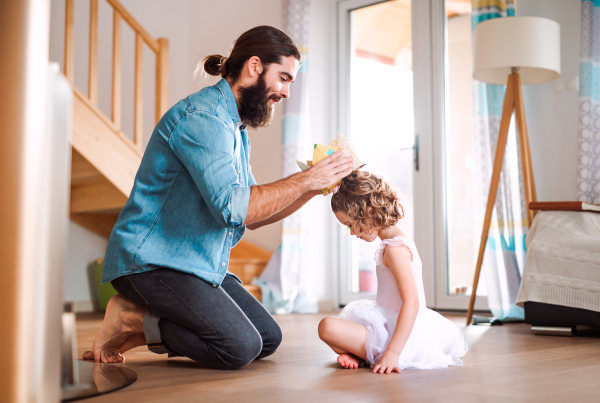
339, 236, 468, 370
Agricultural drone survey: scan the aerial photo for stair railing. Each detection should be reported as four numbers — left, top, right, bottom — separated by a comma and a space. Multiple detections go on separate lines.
63, 0, 169, 154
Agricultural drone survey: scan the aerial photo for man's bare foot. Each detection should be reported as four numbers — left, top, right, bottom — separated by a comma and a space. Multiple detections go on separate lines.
337, 353, 363, 369
83, 295, 147, 363
118, 334, 147, 354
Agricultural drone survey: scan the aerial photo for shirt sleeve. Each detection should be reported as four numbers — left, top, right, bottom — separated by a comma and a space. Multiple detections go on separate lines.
248, 165, 257, 186
170, 110, 250, 228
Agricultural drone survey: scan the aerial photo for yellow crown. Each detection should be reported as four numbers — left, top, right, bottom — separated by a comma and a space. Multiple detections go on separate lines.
296, 132, 365, 195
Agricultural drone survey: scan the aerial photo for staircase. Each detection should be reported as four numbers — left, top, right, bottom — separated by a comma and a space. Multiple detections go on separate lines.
229, 241, 271, 300
64, 0, 268, 300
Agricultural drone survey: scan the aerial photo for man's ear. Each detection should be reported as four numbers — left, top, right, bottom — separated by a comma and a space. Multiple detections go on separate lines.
246, 56, 263, 77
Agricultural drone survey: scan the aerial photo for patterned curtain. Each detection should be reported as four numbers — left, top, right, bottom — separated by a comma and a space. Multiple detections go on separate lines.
257, 0, 315, 313
471, 0, 526, 321
578, 0, 600, 204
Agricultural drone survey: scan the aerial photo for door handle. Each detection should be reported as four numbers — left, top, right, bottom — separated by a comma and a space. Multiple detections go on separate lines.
400, 133, 419, 171
413, 133, 419, 171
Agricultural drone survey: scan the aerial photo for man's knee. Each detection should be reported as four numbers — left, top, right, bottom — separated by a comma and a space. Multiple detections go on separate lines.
257, 321, 283, 359
220, 331, 263, 370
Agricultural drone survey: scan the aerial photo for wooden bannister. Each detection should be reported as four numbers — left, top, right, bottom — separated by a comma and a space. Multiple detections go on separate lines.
111, 9, 121, 127
61, 0, 266, 301
64, 0, 74, 83
63, 0, 169, 239
88, 0, 98, 106
63, 0, 169, 152
134, 33, 143, 149
105, 0, 160, 52
156, 38, 169, 125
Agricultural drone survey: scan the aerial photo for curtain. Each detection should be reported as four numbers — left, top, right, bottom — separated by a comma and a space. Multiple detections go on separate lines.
257, 0, 316, 313
471, 0, 526, 321
578, 0, 600, 204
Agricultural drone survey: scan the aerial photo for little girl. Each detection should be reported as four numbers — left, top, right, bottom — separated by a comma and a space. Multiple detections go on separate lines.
318, 170, 468, 374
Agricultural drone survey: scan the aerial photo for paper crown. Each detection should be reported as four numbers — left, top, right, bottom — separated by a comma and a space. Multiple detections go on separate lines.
296, 132, 365, 195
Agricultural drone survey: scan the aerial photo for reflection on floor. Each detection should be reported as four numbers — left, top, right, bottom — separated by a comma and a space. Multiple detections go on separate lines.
75, 312, 600, 402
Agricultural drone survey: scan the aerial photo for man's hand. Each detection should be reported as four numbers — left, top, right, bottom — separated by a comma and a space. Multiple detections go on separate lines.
244, 151, 354, 226
302, 150, 354, 192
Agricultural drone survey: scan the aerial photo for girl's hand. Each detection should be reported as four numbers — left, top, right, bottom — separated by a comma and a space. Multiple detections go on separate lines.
373, 351, 401, 374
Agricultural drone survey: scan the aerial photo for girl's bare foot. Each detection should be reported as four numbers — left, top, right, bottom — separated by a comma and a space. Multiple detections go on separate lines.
83, 295, 147, 363
337, 353, 363, 369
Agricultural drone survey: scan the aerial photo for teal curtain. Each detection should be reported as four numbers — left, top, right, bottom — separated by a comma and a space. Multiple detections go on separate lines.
257, 0, 316, 314
578, 0, 600, 204
471, 0, 526, 321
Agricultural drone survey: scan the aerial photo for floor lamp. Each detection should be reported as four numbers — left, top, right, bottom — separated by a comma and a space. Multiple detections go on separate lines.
466, 16, 561, 325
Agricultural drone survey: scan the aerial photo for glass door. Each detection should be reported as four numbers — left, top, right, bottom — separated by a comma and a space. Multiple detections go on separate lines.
337, 0, 492, 311
433, 0, 490, 310
337, 0, 436, 306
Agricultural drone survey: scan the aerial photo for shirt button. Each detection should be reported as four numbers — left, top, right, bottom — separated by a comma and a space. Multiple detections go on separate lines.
221, 263, 226, 267
212, 284, 217, 288
228, 232, 232, 236
237, 170, 241, 174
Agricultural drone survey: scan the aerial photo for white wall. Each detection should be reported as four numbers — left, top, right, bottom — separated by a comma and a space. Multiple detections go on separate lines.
186, 0, 284, 253
185, 0, 338, 307
307, 0, 584, 308
52, 0, 581, 308
307, 0, 339, 308
49, 0, 284, 304
50, 0, 192, 303
518, 0, 581, 201
63, 222, 108, 305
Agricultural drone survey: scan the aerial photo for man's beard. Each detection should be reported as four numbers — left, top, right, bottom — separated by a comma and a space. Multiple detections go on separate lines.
238, 73, 281, 129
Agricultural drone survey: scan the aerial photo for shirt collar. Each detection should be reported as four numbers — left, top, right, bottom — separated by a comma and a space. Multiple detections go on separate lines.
215, 78, 240, 124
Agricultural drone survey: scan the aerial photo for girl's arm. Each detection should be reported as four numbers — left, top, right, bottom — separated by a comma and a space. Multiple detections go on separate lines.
373, 244, 420, 374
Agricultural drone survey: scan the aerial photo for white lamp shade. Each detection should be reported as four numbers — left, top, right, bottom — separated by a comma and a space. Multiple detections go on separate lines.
473, 16, 560, 85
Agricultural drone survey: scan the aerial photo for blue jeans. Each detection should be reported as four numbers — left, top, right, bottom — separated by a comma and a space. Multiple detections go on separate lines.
111, 268, 282, 370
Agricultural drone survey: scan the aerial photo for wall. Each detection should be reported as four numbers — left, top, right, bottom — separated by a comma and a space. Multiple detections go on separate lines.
50, 0, 284, 305
518, 0, 581, 201
307, 0, 339, 308
52, 0, 579, 309
307, 0, 584, 308
186, 0, 284, 253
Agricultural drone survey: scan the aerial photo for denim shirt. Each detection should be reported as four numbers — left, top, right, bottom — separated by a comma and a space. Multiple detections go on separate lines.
102, 79, 256, 286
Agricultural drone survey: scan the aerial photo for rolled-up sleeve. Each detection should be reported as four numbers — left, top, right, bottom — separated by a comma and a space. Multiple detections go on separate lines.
170, 110, 250, 228
248, 165, 257, 186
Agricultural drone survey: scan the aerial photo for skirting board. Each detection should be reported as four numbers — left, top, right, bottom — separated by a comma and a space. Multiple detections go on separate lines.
318, 299, 335, 313
68, 299, 337, 314
66, 300, 95, 313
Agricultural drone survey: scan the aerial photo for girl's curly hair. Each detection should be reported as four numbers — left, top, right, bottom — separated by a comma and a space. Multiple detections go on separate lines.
331, 170, 404, 234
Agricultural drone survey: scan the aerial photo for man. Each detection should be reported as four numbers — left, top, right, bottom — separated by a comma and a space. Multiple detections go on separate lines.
83, 26, 353, 369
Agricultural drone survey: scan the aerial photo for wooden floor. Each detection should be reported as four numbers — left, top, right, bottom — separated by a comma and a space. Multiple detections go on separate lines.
75, 312, 600, 403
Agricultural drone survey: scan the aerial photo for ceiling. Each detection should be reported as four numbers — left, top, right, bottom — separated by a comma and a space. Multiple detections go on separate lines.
352, 0, 472, 69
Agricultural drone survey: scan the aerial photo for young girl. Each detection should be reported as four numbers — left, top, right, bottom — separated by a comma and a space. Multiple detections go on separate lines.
318, 170, 468, 374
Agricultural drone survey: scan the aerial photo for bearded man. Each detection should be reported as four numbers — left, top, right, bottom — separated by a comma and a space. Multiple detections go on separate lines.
83, 26, 353, 369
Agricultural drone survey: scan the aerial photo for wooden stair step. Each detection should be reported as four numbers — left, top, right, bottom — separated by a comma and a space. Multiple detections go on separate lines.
229, 241, 272, 303
243, 285, 262, 301
228, 258, 268, 284
230, 240, 272, 260
69, 90, 140, 237
70, 212, 120, 239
